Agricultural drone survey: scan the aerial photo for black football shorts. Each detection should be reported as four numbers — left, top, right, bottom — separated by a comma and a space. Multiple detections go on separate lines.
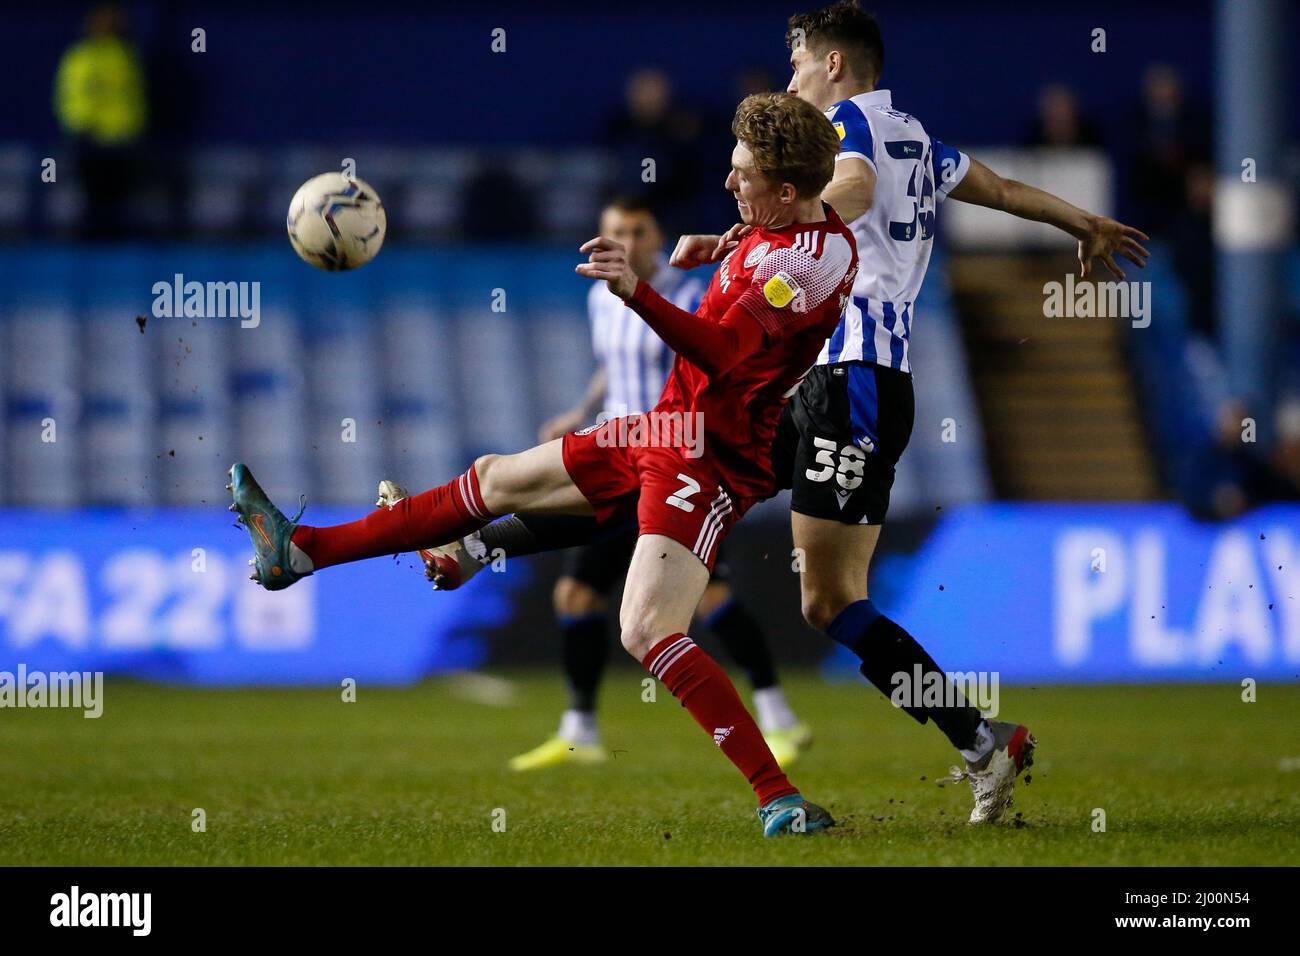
771, 361, 915, 525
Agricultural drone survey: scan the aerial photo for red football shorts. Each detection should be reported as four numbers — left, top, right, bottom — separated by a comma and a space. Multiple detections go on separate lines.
561, 416, 755, 571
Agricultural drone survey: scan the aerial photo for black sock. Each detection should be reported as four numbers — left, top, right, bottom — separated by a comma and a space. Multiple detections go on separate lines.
477, 513, 602, 560
705, 599, 779, 690
826, 599, 984, 751
560, 613, 608, 713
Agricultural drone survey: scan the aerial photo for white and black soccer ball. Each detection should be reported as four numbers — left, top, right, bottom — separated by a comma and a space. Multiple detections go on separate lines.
286, 172, 387, 271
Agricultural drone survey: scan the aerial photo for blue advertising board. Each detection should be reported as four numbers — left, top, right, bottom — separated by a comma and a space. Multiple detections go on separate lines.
0, 503, 1296, 684
0, 508, 527, 684
862, 503, 1300, 683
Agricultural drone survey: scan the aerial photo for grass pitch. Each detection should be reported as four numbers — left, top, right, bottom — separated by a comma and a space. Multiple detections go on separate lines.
2, 673, 1297, 866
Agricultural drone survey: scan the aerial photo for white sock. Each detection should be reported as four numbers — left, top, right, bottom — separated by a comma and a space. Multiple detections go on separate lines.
960, 719, 995, 766
288, 541, 314, 574
558, 709, 600, 747
753, 686, 797, 733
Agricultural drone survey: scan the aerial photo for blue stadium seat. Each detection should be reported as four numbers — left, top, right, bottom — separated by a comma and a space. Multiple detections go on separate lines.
0, 144, 36, 236
3, 251, 81, 505
187, 146, 267, 237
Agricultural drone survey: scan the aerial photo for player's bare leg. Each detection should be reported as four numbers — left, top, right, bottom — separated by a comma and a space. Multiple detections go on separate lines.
621, 533, 833, 836
229, 440, 591, 589
792, 511, 1035, 824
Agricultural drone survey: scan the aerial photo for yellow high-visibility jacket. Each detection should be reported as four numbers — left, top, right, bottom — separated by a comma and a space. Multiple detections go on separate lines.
54, 36, 147, 145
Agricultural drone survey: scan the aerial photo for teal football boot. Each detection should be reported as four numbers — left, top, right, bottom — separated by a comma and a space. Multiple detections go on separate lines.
757, 793, 836, 837
227, 463, 309, 591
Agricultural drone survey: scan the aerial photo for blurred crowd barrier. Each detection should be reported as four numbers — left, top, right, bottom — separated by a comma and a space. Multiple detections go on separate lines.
0, 143, 621, 244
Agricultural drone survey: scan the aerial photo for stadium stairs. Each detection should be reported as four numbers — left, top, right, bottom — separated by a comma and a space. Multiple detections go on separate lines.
949, 252, 1161, 501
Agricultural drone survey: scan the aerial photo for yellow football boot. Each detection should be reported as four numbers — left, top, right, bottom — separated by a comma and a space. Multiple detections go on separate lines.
762, 722, 814, 768
508, 736, 608, 772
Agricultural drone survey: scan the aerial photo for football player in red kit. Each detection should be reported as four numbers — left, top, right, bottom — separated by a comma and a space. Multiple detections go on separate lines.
227, 92, 857, 837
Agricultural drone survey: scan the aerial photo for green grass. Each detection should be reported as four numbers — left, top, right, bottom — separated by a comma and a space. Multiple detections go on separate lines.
2, 674, 1297, 866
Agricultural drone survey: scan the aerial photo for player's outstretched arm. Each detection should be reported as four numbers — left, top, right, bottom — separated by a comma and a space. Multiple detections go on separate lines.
576, 236, 764, 377
949, 155, 1151, 280
669, 223, 752, 270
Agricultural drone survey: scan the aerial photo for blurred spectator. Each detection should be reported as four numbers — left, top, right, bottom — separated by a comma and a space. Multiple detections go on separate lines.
1274, 399, 1300, 493
604, 68, 709, 235
1131, 64, 1209, 236
733, 64, 778, 99
1026, 83, 1104, 148
1269, 314, 1300, 495
459, 164, 540, 240
1169, 161, 1216, 339
53, 5, 147, 239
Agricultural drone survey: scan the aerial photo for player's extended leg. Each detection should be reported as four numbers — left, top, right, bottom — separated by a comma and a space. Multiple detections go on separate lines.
229, 440, 591, 590
412, 512, 605, 591
693, 579, 812, 766
620, 533, 832, 837
792, 511, 1035, 824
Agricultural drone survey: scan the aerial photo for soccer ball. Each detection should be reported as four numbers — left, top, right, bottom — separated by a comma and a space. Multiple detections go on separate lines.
286, 172, 387, 271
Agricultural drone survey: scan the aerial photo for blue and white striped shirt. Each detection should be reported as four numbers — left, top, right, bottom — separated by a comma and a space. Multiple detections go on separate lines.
818, 90, 969, 373
588, 258, 706, 417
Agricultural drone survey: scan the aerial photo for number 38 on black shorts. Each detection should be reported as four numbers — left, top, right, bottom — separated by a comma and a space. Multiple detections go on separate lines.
771, 361, 916, 526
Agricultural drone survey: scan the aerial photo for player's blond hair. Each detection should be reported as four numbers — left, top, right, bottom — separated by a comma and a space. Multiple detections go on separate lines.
731, 92, 840, 199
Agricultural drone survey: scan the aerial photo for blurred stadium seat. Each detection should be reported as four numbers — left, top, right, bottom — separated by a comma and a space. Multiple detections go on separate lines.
0, 245, 592, 507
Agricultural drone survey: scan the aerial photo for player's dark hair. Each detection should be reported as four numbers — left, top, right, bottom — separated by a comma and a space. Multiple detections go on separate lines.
731, 92, 840, 198
786, 0, 884, 87
601, 195, 659, 220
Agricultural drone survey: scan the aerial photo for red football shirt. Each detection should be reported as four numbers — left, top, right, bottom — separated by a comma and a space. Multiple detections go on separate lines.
652, 205, 858, 498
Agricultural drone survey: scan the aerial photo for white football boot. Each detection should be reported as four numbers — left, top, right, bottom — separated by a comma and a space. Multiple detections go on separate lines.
375, 479, 485, 590
941, 720, 1037, 825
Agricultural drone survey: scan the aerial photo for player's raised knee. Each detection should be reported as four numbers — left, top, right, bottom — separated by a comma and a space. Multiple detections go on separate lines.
801, 590, 853, 633
618, 622, 659, 661
471, 453, 499, 482
469, 453, 503, 501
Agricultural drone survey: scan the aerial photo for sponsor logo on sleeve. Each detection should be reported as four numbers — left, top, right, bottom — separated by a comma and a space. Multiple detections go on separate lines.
763, 271, 801, 309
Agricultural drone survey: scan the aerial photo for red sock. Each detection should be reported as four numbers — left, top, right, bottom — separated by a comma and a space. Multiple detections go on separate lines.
644, 634, 797, 806
291, 466, 493, 570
